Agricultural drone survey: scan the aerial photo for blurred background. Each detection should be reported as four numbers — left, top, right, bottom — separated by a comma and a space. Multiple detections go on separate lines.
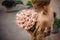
0, 0, 60, 40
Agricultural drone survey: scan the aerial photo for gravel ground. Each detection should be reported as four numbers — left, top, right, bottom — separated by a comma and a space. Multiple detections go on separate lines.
0, 9, 60, 40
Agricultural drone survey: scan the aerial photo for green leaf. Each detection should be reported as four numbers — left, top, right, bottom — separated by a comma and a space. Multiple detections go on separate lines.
27, 1, 33, 8
53, 18, 60, 28
16, 0, 23, 4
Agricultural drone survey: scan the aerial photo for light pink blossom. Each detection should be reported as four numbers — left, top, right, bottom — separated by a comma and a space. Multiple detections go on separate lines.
16, 9, 38, 30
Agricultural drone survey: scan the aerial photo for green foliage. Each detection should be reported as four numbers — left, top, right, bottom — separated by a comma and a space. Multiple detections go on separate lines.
27, 1, 33, 8
53, 18, 60, 28
16, 0, 23, 4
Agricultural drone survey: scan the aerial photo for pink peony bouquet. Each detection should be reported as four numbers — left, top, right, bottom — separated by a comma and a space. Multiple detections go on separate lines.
16, 9, 38, 30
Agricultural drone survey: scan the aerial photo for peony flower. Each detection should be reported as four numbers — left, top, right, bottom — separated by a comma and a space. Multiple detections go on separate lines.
16, 9, 38, 30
